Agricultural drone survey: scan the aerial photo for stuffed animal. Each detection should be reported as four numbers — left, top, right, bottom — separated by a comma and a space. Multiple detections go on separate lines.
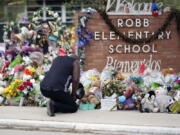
163, 7, 171, 14
141, 91, 159, 113
124, 84, 140, 99
117, 97, 136, 110
117, 84, 141, 110
154, 86, 173, 112
124, 86, 134, 99
162, 68, 175, 76
88, 94, 100, 105
155, 87, 167, 95
80, 81, 101, 108
87, 80, 102, 101
80, 94, 100, 107
156, 94, 174, 112
151, 0, 159, 16
115, 74, 124, 80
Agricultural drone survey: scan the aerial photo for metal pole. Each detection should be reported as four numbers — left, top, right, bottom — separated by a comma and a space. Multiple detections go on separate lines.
61, 5, 66, 23
4, 6, 8, 21
43, 0, 46, 20
24, 0, 27, 17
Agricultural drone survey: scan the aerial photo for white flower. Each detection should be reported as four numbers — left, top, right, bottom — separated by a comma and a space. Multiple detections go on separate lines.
37, 35, 41, 38
57, 17, 61, 21
23, 75, 32, 81
33, 12, 38, 16
48, 11, 54, 15
3, 31, 8, 36
39, 75, 44, 80
23, 56, 32, 65
53, 12, 59, 18
23, 89, 28, 95
30, 79, 36, 84
32, 17, 39, 22
10, 21, 14, 26
81, 9, 86, 12
88, 7, 97, 12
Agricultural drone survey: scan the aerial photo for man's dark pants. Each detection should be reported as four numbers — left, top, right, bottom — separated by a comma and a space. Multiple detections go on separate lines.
41, 87, 78, 113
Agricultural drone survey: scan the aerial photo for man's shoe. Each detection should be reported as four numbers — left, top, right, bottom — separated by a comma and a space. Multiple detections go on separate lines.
47, 100, 55, 117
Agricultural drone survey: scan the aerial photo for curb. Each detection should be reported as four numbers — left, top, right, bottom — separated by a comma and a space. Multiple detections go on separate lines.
0, 119, 180, 135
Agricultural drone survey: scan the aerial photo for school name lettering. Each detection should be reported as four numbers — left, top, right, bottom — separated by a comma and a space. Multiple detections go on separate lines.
94, 18, 172, 54
106, 55, 161, 73
108, 44, 157, 54
93, 15, 171, 72
94, 31, 171, 41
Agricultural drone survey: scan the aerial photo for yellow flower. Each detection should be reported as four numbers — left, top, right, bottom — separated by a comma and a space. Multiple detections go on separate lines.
29, 67, 36, 73
89, 76, 98, 81
2, 79, 23, 97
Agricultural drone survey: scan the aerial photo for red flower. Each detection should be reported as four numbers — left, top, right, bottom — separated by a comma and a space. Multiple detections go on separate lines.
24, 69, 32, 76
23, 80, 32, 87
18, 85, 25, 91
152, 12, 158, 17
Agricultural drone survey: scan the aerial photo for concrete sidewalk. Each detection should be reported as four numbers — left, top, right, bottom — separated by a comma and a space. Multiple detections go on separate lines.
0, 106, 180, 134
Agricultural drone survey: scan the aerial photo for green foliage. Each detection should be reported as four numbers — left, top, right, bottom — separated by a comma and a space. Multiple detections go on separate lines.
66, 0, 107, 10
102, 80, 125, 97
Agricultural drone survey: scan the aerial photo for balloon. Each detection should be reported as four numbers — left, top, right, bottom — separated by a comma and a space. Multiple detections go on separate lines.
132, 94, 137, 100
151, 3, 159, 12
49, 36, 57, 41
118, 96, 126, 103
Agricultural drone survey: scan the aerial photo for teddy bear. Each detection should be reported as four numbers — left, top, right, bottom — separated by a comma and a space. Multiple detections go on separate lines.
154, 87, 167, 95
80, 94, 100, 108
161, 68, 175, 76
116, 84, 141, 110
124, 84, 141, 99
155, 87, 174, 112
79, 80, 102, 109
117, 96, 136, 110
87, 80, 102, 101
141, 91, 159, 113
